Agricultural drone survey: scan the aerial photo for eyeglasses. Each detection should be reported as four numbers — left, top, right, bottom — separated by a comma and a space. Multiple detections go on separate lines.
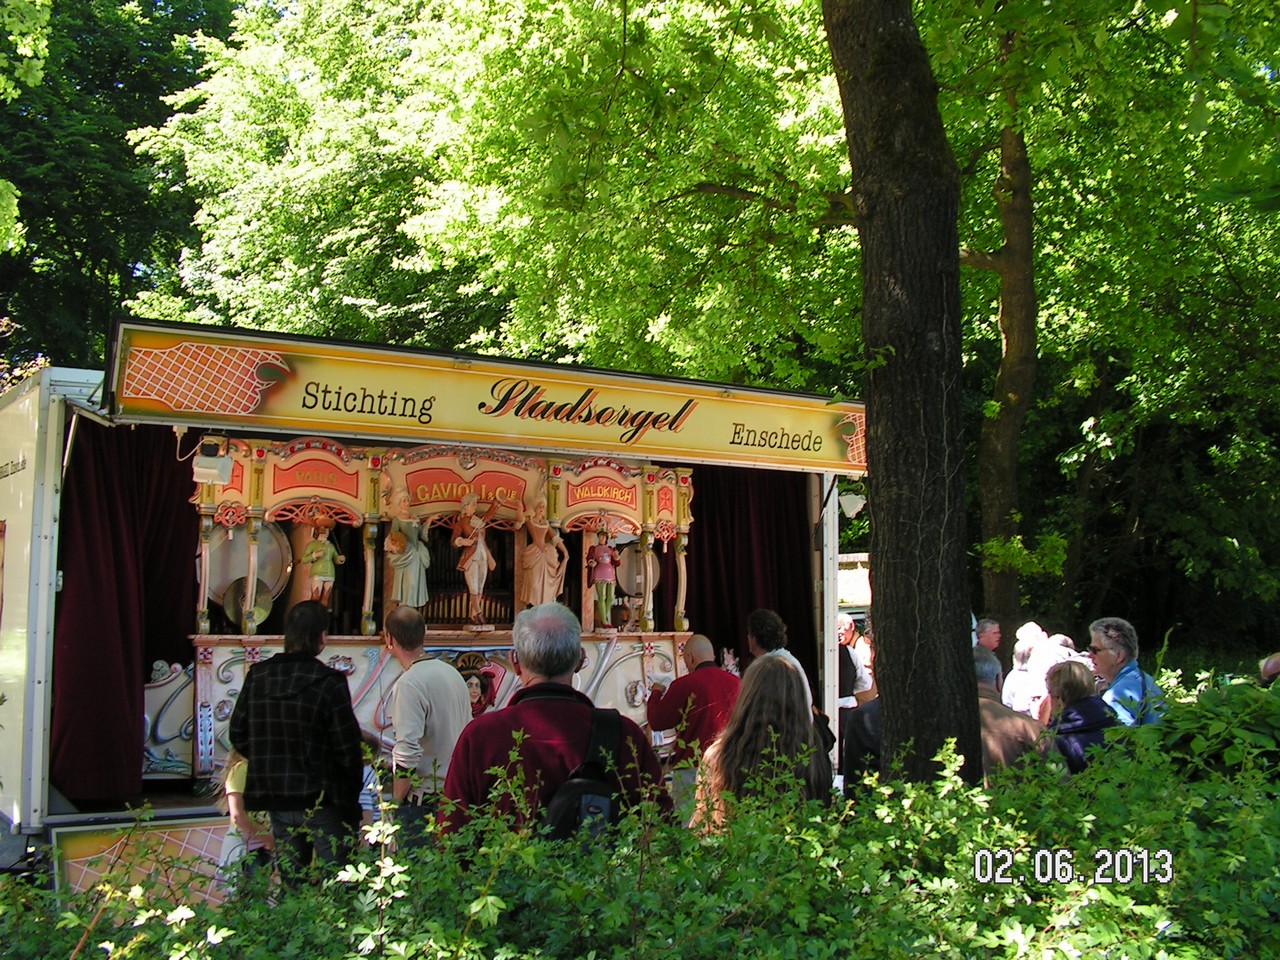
1088, 645, 1112, 655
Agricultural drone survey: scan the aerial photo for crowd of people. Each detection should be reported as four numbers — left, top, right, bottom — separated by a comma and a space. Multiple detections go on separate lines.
220, 600, 836, 888
220, 599, 1203, 890
973, 614, 1170, 781
837, 612, 1178, 790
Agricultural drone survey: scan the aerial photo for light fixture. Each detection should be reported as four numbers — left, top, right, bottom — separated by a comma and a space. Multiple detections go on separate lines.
838, 493, 866, 518
192, 437, 233, 485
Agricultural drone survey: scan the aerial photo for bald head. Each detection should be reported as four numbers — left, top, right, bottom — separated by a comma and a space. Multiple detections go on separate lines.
683, 634, 715, 670
1261, 652, 1280, 687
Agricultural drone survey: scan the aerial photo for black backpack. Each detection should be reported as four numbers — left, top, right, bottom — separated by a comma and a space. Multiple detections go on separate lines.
542, 707, 624, 840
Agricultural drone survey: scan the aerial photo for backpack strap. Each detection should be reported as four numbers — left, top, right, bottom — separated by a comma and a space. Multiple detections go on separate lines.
517, 688, 624, 773
584, 708, 623, 772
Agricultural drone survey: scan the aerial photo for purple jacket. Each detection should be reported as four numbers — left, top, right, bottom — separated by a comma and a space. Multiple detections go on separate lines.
1052, 696, 1118, 774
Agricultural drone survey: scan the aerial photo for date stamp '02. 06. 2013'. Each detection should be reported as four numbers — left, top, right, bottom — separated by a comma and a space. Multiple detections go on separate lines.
973, 847, 1174, 886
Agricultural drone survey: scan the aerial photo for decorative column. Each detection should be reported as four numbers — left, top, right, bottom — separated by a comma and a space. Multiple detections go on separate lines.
674, 468, 694, 632
241, 444, 268, 634
361, 453, 384, 635
195, 507, 214, 636
638, 472, 657, 632
638, 530, 656, 632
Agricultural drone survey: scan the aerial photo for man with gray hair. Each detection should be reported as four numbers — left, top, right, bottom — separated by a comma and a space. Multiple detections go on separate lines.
442, 603, 670, 830
974, 618, 1001, 652
1088, 617, 1165, 726
974, 646, 1048, 783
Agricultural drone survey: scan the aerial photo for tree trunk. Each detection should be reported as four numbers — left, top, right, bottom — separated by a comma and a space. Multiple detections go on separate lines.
976, 122, 1038, 652
823, 0, 982, 784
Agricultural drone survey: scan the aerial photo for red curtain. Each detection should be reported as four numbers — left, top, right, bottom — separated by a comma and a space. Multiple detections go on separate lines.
684, 465, 820, 704
50, 421, 197, 801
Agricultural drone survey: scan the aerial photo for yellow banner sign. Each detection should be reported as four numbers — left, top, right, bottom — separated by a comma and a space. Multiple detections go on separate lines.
111, 322, 866, 474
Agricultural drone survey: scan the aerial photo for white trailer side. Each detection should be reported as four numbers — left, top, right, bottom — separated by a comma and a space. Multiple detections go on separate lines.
0, 369, 102, 861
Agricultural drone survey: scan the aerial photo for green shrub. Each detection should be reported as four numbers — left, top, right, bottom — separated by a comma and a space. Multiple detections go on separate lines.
3, 675, 1277, 958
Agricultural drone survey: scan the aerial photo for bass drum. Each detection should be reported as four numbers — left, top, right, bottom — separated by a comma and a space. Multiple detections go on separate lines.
614, 541, 659, 598
222, 576, 275, 626
204, 520, 294, 608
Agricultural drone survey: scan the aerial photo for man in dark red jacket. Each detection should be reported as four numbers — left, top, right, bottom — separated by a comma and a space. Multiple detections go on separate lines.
442, 603, 670, 832
646, 634, 740, 813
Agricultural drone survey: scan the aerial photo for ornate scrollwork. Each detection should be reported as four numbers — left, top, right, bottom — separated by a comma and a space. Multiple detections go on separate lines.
273, 436, 355, 463
563, 512, 640, 536
213, 502, 248, 527
267, 496, 362, 526
387, 445, 544, 471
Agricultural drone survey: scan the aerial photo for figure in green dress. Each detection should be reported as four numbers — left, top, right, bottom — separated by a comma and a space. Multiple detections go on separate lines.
385, 488, 430, 609
301, 518, 345, 606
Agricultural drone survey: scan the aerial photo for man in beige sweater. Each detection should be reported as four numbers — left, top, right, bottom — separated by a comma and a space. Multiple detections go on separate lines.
384, 606, 471, 849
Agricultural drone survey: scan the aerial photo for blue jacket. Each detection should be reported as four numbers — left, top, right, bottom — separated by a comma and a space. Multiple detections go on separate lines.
1102, 660, 1166, 726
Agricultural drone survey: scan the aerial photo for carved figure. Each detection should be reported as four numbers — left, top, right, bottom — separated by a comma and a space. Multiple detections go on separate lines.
585, 530, 621, 629
301, 519, 344, 605
385, 489, 430, 609
514, 496, 568, 608
452, 492, 500, 625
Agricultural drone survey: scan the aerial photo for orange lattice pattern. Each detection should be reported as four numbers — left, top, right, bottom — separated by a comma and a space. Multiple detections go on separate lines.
57, 819, 226, 905
122, 344, 289, 414
840, 411, 867, 470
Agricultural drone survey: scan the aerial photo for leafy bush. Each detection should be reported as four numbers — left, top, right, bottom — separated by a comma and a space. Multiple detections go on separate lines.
3, 676, 1278, 958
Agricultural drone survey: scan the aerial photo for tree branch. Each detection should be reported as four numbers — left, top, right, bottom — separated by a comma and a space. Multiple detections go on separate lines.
959, 141, 1000, 178
658, 181, 796, 212
959, 246, 1002, 272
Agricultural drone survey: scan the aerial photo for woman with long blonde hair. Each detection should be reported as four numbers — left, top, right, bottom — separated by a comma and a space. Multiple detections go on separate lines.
695, 654, 831, 824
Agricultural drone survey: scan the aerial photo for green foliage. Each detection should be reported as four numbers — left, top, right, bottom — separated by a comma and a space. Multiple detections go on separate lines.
3, 0, 1277, 639
0, 0, 48, 251
132, 0, 862, 389
0, 175, 21, 253
0, 0, 235, 366
130, 0, 509, 354
0, 0, 48, 103
1150, 672, 1280, 775
976, 527, 1068, 577
5, 675, 1280, 957
932, 0, 1280, 631
0, 316, 46, 390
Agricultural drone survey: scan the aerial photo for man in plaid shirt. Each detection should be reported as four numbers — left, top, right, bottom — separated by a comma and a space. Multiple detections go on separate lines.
229, 600, 363, 885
